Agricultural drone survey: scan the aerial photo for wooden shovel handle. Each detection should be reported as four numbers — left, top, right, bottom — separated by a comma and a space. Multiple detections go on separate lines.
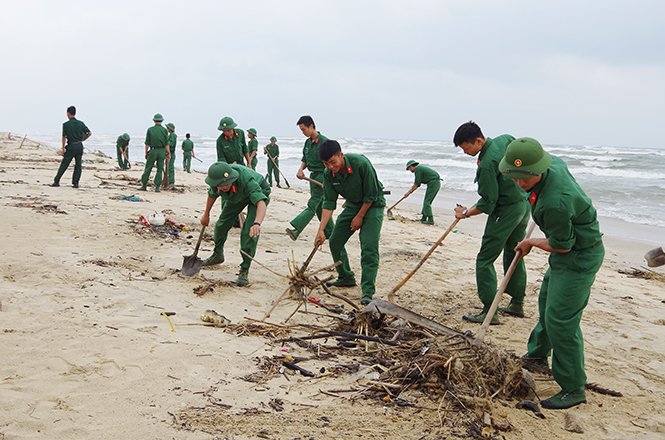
303, 176, 324, 188
473, 221, 537, 348
192, 225, 206, 258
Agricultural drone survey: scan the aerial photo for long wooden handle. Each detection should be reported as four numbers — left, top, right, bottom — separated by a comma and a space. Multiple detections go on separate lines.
387, 194, 409, 213
192, 225, 206, 258
303, 176, 324, 188
300, 244, 320, 273
387, 215, 463, 302
267, 153, 290, 188
473, 221, 537, 348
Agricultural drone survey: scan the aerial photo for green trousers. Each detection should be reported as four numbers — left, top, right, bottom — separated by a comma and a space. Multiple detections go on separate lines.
290, 172, 334, 238
54, 142, 83, 185
213, 189, 271, 269
167, 150, 176, 185
527, 242, 604, 392
116, 146, 129, 169
329, 204, 383, 295
476, 198, 529, 311
140, 148, 166, 189
183, 151, 192, 172
421, 179, 441, 218
251, 157, 258, 170
267, 158, 279, 185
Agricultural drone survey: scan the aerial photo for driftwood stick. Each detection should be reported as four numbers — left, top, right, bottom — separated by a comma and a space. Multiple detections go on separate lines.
240, 250, 290, 279
316, 277, 360, 310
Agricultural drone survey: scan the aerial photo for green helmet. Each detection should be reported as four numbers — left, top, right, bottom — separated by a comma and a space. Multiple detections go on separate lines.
499, 137, 552, 179
406, 160, 419, 170
218, 116, 237, 131
205, 162, 239, 187
166, 122, 175, 131
121, 133, 130, 141
270, 136, 277, 142
248, 128, 257, 136
153, 113, 164, 122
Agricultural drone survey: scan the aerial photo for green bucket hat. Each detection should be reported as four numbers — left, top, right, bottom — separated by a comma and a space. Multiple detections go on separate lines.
499, 137, 552, 179
205, 162, 239, 187
153, 113, 164, 122
166, 123, 175, 131
121, 133, 130, 141
218, 116, 237, 131
248, 128, 257, 136
270, 136, 277, 142
406, 160, 419, 170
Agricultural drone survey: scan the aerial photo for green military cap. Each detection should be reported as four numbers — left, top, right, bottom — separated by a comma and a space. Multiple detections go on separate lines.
205, 162, 239, 187
218, 116, 237, 130
499, 137, 552, 179
406, 160, 419, 170
166, 123, 175, 131
153, 113, 164, 122
270, 136, 277, 142
248, 128, 257, 136
122, 133, 130, 141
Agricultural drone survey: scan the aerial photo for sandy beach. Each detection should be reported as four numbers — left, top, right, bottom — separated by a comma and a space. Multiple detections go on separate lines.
1, 132, 665, 440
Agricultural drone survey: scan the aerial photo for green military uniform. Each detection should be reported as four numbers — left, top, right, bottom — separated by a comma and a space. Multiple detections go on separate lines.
265, 141, 280, 186
208, 164, 271, 270
289, 133, 334, 238
474, 135, 530, 314
500, 138, 604, 409
322, 153, 386, 299
216, 129, 247, 165
140, 122, 169, 191
54, 117, 90, 186
410, 162, 441, 222
182, 138, 194, 172
116, 134, 130, 169
166, 128, 177, 186
519, 156, 603, 393
248, 137, 258, 170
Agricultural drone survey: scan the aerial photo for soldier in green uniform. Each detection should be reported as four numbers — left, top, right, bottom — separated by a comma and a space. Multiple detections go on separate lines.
500, 137, 604, 410
315, 140, 385, 305
404, 160, 441, 224
182, 133, 194, 173
51, 106, 91, 188
116, 133, 130, 170
247, 128, 259, 170
216, 116, 250, 166
453, 121, 530, 325
165, 123, 177, 187
200, 162, 270, 286
286, 115, 336, 241
264, 136, 280, 187
139, 113, 170, 192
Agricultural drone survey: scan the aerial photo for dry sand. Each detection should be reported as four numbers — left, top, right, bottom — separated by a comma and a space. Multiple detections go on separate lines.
1, 132, 665, 440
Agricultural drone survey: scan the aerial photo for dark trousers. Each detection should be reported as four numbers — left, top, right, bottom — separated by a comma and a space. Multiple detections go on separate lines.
54, 142, 84, 185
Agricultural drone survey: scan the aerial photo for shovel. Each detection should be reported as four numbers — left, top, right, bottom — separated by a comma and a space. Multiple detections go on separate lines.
645, 246, 665, 267
181, 225, 206, 277
267, 152, 291, 188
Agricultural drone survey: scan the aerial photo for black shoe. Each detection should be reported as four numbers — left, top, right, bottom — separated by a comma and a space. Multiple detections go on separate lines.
72, 184, 79, 188
49, 182, 60, 187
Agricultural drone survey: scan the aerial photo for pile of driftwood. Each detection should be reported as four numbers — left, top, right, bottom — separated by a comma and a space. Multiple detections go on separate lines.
224, 305, 529, 436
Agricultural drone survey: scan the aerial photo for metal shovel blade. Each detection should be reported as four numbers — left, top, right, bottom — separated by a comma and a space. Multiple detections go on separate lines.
645, 246, 665, 268
181, 225, 206, 277
181, 254, 204, 277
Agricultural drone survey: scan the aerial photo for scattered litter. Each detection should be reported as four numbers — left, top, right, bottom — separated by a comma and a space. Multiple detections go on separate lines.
120, 195, 141, 202
200, 310, 231, 327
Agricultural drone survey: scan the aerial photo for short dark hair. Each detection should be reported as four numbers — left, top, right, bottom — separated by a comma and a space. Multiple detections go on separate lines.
453, 121, 484, 146
296, 115, 315, 129
318, 139, 341, 161
186, 133, 191, 138
67, 106, 76, 116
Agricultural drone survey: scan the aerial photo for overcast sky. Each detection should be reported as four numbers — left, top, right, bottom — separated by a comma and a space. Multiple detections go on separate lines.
2, 0, 664, 148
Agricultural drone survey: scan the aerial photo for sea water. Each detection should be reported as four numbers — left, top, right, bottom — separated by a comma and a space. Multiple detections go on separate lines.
26, 132, 665, 246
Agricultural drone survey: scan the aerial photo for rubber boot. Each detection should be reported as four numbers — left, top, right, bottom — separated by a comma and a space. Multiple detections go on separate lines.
498, 301, 525, 318
541, 389, 586, 410
202, 252, 224, 266
286, 228, 300, 241
326, 276, 357, 287
236, 267, 250, 287
462, 311, 499, 325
